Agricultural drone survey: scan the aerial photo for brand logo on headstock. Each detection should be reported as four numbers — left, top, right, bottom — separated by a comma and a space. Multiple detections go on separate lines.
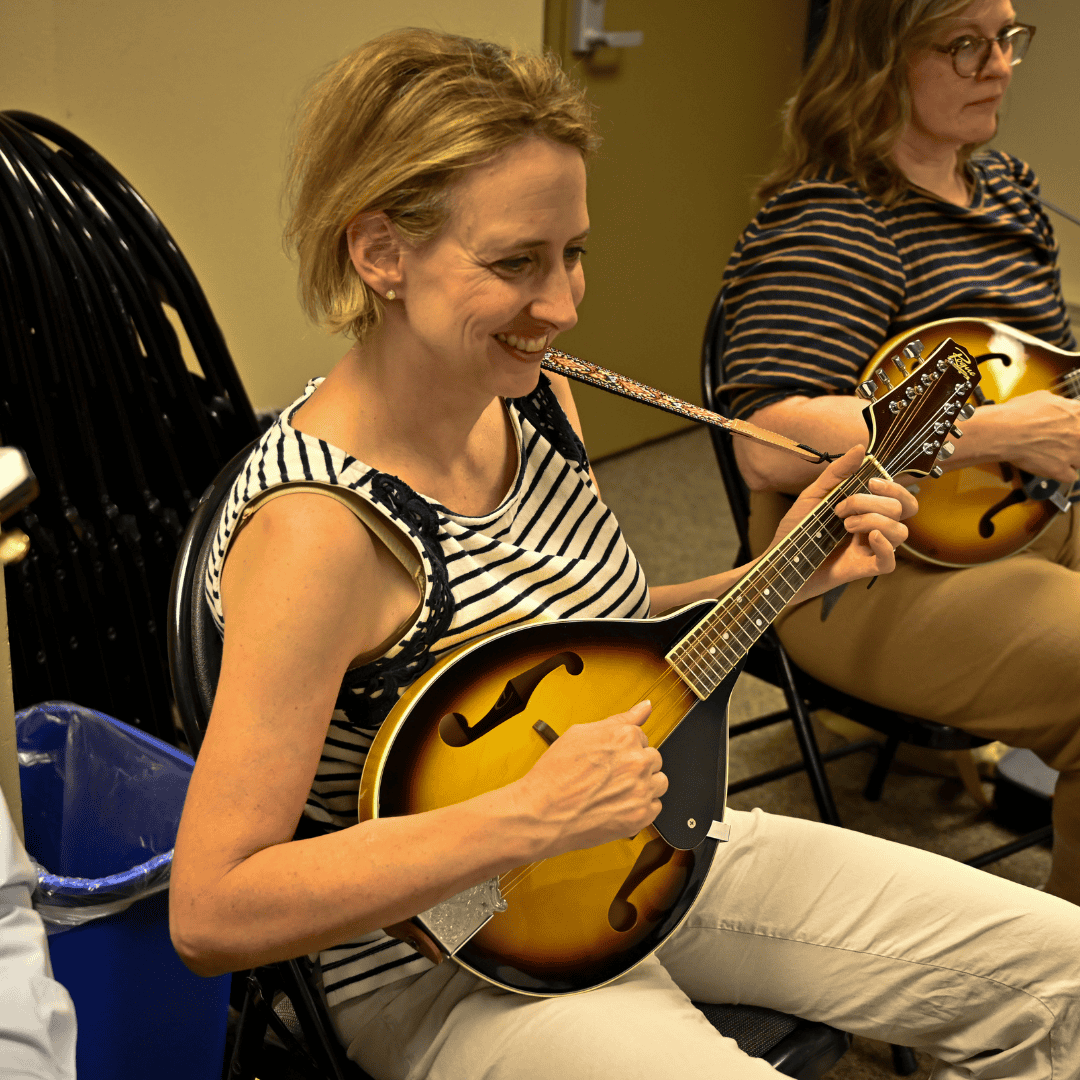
947, 350, 976, 379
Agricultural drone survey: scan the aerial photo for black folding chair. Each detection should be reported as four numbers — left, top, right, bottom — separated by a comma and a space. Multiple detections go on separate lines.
167, 448, 850, 1079
0, 110, 259, 742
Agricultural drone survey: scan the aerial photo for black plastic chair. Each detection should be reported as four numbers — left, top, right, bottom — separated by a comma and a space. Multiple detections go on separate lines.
167, 448, 850, 1079
700, 287, 1054, 869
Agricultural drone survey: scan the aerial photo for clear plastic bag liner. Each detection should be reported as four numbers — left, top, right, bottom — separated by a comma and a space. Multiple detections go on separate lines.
16, 701, 194, 933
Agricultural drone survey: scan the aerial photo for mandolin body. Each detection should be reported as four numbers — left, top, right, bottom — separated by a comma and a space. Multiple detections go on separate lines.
862, 318, 1080, 566
359, 603, 736, 995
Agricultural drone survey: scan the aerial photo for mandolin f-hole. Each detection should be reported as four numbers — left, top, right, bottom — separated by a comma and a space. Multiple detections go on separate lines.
438, 651, 584, 747
608, 836, 675, 932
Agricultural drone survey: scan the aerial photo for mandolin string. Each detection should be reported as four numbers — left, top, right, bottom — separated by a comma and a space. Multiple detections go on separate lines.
675, 372, 964, 696
502, 476, 877, 899
500, 391, 948, 899
1048, 371, 1080, 397
675, 465, 876, 692
643, 370, 945, 693
495, 670, 693, 897
694, 389, 944, 677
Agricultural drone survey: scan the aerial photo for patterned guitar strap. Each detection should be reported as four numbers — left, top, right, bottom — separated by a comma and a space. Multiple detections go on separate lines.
540, 349, 840, 465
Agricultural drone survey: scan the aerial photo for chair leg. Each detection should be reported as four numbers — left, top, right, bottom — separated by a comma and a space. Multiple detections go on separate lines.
964, 824, 1053, 869
863, 731, 901, 801
226, 972, 273, 1080
284, 958, 362, 1080
774, 645, 842, 826
891, 1043, 919, 1075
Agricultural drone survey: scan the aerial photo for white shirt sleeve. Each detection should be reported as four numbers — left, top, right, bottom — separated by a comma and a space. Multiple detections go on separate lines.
0, 793, 77, 1080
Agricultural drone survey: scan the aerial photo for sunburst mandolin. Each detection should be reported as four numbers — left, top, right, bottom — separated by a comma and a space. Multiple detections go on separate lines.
860, 318, 1080, 567
358, 339, 979, 996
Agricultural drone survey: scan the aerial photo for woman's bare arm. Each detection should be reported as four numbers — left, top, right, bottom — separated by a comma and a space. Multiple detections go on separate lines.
735, 391, 1080, 495
170, 494, 665, 977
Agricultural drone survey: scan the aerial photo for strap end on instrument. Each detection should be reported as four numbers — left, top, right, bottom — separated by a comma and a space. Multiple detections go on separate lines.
796, 443, 842, 464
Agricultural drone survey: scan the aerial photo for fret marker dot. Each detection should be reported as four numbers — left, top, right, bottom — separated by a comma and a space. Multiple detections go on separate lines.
722, 632, 730, 640
794, 556, 801, 563
709, 647, 716, 655
764, 588, 771, 596
755, 618, 763, 626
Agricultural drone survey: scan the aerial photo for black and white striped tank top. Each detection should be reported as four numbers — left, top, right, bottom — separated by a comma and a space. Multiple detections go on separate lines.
204, 373, 651, 1005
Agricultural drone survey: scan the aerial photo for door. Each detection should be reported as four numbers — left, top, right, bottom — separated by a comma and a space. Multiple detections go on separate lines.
544, 0, 808, 457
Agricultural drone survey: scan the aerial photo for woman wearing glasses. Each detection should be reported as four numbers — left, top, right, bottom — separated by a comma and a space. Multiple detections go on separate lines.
721, 0, 1080, 906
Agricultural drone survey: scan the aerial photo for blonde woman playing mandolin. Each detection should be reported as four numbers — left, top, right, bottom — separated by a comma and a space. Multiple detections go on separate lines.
722, 0, 1080, 906
171, 28, 1080, 1079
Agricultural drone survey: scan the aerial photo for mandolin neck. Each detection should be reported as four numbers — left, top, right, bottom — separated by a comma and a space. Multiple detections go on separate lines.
665, 458, 884, 699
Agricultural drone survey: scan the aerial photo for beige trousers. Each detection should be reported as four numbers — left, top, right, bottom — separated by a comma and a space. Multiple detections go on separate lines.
749, 495, 1080, 900
331, 808, 1080, 1079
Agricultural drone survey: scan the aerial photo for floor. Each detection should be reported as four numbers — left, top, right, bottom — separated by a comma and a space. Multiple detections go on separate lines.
592, 427, 1052, 1080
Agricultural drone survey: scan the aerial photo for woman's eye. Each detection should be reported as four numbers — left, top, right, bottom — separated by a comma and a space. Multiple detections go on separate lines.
564, 246, 587, 265
949, 35, 979, 55
494, 256, 533, 273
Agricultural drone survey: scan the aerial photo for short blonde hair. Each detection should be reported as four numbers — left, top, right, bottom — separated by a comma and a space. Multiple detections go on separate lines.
284, 28, 599, 340
759, 0, 977, 205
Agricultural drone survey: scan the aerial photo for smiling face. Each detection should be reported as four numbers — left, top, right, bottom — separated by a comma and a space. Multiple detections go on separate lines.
903, 0, 1017, 153
389, 138, 589, 399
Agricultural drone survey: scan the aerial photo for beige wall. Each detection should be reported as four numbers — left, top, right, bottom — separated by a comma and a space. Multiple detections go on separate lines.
995, 1, 1080, 307
1, 1, 543, 411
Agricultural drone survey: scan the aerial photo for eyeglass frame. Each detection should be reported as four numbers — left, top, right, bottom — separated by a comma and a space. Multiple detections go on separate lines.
931, 23, 1036, 79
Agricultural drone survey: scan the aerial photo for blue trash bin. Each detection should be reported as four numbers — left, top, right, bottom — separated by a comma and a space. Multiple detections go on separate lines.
17, 701, 230, 1080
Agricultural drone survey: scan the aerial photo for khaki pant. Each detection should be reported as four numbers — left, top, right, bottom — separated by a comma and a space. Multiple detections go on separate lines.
749, 494, 1080, 899
331, 808, 1080, 1079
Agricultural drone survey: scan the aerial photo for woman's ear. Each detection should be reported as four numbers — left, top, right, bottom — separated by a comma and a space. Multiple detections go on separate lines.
346, 212, 404, 299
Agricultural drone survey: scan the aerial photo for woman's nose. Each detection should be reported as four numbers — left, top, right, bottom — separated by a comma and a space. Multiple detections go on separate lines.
980, 39, 1013, 78
533, 267, 581, 332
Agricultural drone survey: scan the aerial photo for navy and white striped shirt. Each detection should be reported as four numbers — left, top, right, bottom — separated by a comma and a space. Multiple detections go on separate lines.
722, 149, 1075, 420
205, 373, 651, 1005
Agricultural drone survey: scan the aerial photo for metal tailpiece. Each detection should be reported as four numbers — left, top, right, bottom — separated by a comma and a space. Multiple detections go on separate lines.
413, 877, 508, 957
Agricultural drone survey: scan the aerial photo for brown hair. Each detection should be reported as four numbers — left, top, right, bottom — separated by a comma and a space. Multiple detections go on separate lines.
284, 28, 599, 340
758, 0, 978, 205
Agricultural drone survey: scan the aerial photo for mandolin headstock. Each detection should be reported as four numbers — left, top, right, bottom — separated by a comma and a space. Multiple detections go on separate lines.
859, 337, 981, 478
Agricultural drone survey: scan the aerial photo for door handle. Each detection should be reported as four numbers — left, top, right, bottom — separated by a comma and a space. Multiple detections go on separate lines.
571, 0, 644, 57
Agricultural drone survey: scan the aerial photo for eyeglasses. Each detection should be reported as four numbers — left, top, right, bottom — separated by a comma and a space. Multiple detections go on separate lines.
932, 23, 1036, 78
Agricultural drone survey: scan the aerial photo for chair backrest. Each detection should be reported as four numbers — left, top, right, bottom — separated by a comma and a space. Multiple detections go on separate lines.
167, 439, 257, 755
699, 287, 753, 565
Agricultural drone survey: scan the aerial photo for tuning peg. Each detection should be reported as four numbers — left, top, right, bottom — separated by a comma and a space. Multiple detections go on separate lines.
903, 340, 924, 361
950, 424, 963, 439
891, 354, 908, 377
929, 466, 944, 479
959, 403, 975, 419
937, 441, 956, 459
875, 369, 893, 389
856, 380, 876, 400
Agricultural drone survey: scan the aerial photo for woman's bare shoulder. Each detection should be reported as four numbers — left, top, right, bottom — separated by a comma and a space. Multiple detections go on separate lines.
220, 491, 404, 673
